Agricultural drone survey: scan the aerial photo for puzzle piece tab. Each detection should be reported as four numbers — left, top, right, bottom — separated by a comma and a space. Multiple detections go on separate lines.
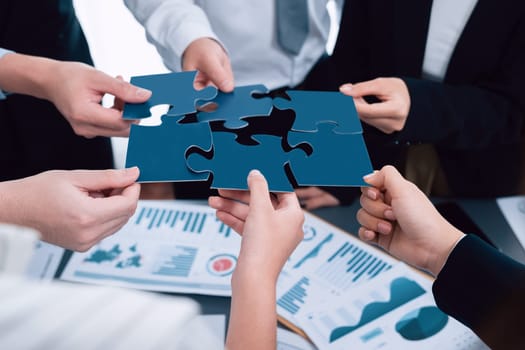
287, 123, 373, 186
196, 85, 272, 129
123, 71, 217, 120
126, 116, 212, 182
274, 91, 362, 134
187, 132, 304, 192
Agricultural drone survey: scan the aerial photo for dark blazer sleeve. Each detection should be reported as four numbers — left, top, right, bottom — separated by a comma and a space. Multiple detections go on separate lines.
397, 2, 525, 150
433, 234, 525, 349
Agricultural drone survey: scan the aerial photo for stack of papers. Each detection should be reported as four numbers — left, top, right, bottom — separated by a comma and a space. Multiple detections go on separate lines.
57, 200, 488, 349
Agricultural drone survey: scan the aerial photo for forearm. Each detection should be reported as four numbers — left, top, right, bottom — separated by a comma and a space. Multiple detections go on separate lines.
124, 0, 218, 71
0, 53, 59, 101
0, 178, 28, 227
226, 265, 277, 350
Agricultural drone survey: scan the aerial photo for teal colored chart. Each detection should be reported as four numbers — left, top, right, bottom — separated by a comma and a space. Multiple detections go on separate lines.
395, 306, 448, 340
329, 277, 426, 343
84, 244, 122, 263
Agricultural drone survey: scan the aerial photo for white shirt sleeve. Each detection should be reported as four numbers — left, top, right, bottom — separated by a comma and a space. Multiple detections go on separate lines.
124, 0, 220, 72
0, 48, 14, 100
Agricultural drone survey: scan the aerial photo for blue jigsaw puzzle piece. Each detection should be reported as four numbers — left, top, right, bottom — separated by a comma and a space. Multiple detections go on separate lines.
126, 116, 212, 182
287, 123, 373, 186
187, 132, 304, 192
273, 91, 363, 134
196, 85, 272, 129
123, 71, 217, 120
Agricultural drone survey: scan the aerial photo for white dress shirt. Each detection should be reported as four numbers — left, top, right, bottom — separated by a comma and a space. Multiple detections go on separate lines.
0, 48, 14, 99
124, 0, 342, 89
422, 0, 479, 81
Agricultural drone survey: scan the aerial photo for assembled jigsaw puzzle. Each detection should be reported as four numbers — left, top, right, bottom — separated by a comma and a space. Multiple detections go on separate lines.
124, 71, 373, 192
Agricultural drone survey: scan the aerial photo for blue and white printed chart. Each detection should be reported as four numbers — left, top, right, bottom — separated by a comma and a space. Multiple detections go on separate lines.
297, 264, 488, 350
60, 200, 240, 296
276, 212, 399, 325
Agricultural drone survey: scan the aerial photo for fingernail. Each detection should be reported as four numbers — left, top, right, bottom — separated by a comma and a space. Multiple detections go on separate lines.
220, 80, 233, 91
136, 88, 152, 98
384, 209, 396, 221
366, 189, 377, 200
123, 166, 139, 175
377, 222, 392, 235
340, 84, 353, 92
363, 172, 376, 182
249, 169, 262, 177
364, 229, 375, 240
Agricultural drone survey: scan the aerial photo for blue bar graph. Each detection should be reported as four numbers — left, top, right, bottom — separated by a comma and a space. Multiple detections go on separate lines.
134, 207, 212, 234
153, 246, 197, 277
217, 218, 232, 238
316, 241, 392, 289
277, 277, 310, 315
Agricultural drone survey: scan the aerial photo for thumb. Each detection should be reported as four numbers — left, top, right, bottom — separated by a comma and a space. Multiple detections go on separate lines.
363, 165, 409, 198
100, 73, 152, 103
199, 54, 234, 92
71, 167, 140, 191
247, 169, 272, 211
340, 79, 380, 98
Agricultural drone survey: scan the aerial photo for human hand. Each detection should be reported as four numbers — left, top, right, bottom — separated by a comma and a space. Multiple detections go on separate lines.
182, 37, 234, 92
209, 170, 304, 281
3, 168, 141, 251
357, 166, 464, 276
44, 62, 152, 138
295, 187, 340, 210
340, 78, 411, 134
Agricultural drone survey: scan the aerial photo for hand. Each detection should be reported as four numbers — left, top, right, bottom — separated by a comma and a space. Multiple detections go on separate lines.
182, 37, 234, 92
340, 78, 411, 134
356, 166, 464, 276
295, 187, 340, 210
1, 168, 141, 251
209, 170, 304, 281
45, 62, 152, 138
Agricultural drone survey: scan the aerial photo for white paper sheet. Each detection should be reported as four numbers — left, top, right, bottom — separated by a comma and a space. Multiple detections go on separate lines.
60, 200, 241, 296
297, 264, 488, 350
496, 196, 525, 249
25, 241, 65, 280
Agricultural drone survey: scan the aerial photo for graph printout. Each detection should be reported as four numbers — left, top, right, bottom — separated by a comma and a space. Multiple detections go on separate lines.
276, 212, 399, 324
60, 201, 241, 296
298, 264, 489, 350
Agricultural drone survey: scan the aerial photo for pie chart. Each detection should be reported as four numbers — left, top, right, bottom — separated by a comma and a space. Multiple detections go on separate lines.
395, 306, 448, 340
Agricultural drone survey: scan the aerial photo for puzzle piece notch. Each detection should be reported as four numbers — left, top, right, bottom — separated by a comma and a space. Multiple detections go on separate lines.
126, 115, 212, 182
123, 71, 217, 120
273, 91, 363, 134
287, 122, 373, 187
196, 84, 273, 129
187, 132, 306, 192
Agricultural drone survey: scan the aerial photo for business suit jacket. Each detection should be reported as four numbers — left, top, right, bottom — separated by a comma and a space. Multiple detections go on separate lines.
326, 0, 525, 197
0, 0, 113, 181
433, 234, 525, 349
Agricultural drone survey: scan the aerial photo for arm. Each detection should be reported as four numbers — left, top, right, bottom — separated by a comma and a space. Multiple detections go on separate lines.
124, 0, 233, 91
357, 165, 525, 348
339, 15, 525, 149
0, 52, 151, 137
209, 170, 304, 350
0, 168, 141, 251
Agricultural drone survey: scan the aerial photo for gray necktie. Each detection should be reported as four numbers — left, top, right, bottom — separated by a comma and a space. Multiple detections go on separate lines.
276, 0, 309, 55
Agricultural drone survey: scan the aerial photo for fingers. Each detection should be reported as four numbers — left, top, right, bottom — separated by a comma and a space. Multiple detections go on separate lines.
358, 226, 378, 244
71, 167, 140, 192
360, 194, 395, 221
356, 207, 393, 235
81, 104, 134, 137
340, 79, 384, 98
215, 210, 245, 235
247, 170, 272, 211
217, 189, 251, 204
99, 72, 152, 103
208, 195, 250, 222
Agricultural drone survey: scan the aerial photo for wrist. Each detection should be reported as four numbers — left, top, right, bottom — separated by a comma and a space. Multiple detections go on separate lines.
427, 227, 465, 276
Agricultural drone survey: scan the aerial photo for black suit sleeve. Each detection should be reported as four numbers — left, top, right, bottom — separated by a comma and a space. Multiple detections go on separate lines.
433, 234, 525, 349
